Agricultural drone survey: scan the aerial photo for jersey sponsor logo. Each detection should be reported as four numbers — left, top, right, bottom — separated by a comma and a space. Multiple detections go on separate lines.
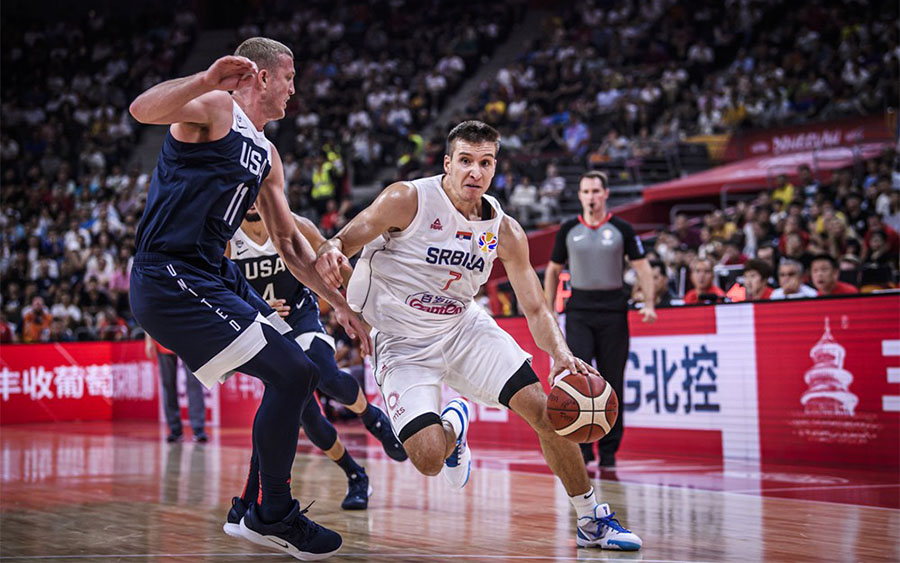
405, 292, 465, 315
431, 218, 443, 231
241, 256, 287, 280
425, 247, 485, 272
478, 231, 498, 252
455, 231, 472, 240
236, 248, 249, 256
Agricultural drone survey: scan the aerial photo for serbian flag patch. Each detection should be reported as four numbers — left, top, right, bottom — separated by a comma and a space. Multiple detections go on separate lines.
455, 231, 473, 240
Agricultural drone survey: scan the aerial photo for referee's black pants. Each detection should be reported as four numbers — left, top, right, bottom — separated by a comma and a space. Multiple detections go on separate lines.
565, 308, 629, 462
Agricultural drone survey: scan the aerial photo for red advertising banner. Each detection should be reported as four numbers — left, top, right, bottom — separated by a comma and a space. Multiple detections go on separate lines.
723, 115, 894, 161
755, 296, 900, 469
0, 342, 158, 424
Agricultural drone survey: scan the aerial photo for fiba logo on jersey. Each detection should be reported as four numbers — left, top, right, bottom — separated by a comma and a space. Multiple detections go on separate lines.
478, 231, 498, 252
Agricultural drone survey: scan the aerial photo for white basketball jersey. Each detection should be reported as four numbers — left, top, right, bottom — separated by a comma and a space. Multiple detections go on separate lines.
347, 174, 504, 338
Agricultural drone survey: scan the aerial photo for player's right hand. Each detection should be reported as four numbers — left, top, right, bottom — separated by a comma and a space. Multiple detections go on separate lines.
203, 56, 258, 91
316, 248, 352, 288
267, 298, 290, 318
332, 305, 372, 356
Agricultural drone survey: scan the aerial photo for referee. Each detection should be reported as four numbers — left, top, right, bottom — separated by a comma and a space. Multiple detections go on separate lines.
543, 171, 656, 468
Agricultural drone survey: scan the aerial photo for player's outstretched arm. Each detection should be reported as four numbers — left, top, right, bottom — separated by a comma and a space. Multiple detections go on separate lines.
498, 216, 599, 383
129, 56, 257, 127
256, 145, 371, 354
315, 181, 417, 288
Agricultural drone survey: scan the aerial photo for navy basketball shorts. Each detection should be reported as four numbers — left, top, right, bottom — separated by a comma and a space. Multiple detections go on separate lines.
131, 253, 293, 388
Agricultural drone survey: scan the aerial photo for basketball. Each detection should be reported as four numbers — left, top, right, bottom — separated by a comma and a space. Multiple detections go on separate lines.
546, 373, 618, 443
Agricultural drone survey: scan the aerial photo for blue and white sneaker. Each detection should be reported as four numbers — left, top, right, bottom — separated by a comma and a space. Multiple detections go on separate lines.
576, 503, 642, 550
440, 398, 471, 489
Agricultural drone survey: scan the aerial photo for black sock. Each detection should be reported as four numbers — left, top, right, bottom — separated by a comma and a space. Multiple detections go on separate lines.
258, 470, 293, 523
335, 450, 365, 478
240, 455, 260, 505
360, 404, 380, 427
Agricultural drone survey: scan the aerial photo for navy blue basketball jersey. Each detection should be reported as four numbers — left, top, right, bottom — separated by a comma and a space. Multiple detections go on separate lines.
136, 101, 273, 270
228, 223, 318, 333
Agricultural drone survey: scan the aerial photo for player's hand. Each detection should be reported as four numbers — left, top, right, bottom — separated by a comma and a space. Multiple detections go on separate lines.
203, 56, 258, 91
549, 351, 599, 386
316, 247, 353, 288
641, 306, 657, 324
267, 298, 290, 318
332, 304, 372, 356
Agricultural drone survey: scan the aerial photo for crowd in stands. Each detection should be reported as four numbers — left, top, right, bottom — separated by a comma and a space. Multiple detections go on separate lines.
451, 0, 897, 169
1, 1, 897, 343
626, 149, 899, 310
0, 8, 197, 343
242, 0, 524, 227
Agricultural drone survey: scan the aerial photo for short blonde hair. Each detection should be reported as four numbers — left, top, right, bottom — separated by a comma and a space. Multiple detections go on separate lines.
234, 37, 293, 70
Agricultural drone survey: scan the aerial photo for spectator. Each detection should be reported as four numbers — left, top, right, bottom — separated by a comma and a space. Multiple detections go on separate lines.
145, 334, 208, 443
633, 260, 676, 308
21, 296, 52, 343
797, 164, 820, 205
810, 254, 859, 296
508, 175, 541, 227
771, 259, 818, 299
771, 174, 795, 208
538, 163, 565, 223
0, 313, 16, 344
741, 259, 773, 301
683, 257, 726, 304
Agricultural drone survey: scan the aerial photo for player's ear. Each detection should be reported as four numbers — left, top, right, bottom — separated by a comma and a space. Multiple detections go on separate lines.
259, 69, 268, 88
443, 153, 451, 174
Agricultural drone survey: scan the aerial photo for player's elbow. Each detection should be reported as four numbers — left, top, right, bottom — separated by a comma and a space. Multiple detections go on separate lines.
129, 99, 151, 124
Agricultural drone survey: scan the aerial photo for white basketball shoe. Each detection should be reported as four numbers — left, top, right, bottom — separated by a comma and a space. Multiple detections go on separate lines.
576, 503, 642, 550
440, 398, 471, 489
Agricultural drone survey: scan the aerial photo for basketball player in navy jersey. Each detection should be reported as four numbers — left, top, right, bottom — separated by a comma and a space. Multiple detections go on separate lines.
221, 204, 405, 525
315, 121, 642, 551
129, 37, 369, 560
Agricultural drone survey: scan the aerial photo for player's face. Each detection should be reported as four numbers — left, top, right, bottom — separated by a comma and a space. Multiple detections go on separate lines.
244, 203, 262, 223
578, 178, 608, 214
262, 54, 296, 120
443, 140, 496, 203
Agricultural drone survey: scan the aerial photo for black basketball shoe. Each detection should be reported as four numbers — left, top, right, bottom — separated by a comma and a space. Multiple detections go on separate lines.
365, 408, 408, 462
239, 500, 342, 560
340, 470, 373, 510
223, 496, 249, 538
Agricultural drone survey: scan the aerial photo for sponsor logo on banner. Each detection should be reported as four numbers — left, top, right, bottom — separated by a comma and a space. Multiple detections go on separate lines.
789, 318, 880, 445
624, 305, 760, 460
405, 292, 465, 315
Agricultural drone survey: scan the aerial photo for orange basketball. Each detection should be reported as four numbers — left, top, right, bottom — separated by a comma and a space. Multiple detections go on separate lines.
546, 373, 618, 443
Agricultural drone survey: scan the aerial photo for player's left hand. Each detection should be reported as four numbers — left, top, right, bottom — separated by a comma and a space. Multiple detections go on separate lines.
549, 351, 599, 386
641, 306, 657, 324
267, 298, 290, 317
332, 304, 372, 356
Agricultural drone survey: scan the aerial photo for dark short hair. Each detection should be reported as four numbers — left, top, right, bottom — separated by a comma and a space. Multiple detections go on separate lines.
743, 258, 771, 279
810, 253, 838, 270
580, 170, 609, 189
235, 37, 293, 70
446, 120, 501, 156
649, 259, 666, 274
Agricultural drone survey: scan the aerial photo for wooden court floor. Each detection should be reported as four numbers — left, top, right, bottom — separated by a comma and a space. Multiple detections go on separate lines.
1, 421, 898, 562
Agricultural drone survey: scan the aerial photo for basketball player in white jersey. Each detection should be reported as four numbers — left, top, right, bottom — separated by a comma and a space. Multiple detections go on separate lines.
316, 121, 642, 551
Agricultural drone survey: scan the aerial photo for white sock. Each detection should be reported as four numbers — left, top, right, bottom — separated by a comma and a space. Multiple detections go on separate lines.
570, 487, 597, 520
441, 406, 464, 440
